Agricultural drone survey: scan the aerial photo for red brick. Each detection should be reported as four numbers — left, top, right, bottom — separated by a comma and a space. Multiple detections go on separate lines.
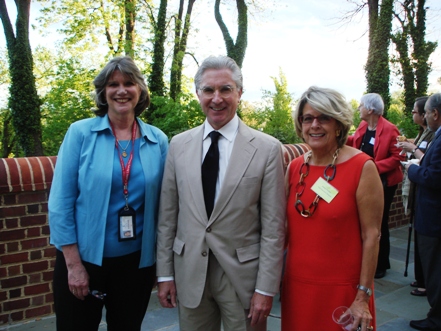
2, 194, 17, 205
30, 250, 42, 260
10, 310, 24, 322
21, 237, 48, 250
3, 297, 30, 311
8, 265, 21, 276
43, 246, 56, 258
0, 267, 6, 278
27, 227, 41, 238
5, 218, 19, 229
1, 275, 27, 289
0, 228, 26, 241
41, 202, 48, 213
42, 225, 50, 235
0, 291, 7, 301
0, 314, 9, 324
24, 283, 50, 296
43, 270, 54, 282
32, 295, 45, 306
20, 215, 47, 227
29, 273, 42, 284
7, 241, 19, 252
25, 305, 52, 319
0, 243, 4, 254
0, 252, 28, 265
22, 261, 48, 274
45, 292, 54, 304
18, 192, 47, 204
2, 205, 26, 218
9, 288, 22, 298
27, 204, 40, 214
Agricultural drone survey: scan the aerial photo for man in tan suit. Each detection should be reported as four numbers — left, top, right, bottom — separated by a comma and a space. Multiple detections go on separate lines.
156, 55, 286, 331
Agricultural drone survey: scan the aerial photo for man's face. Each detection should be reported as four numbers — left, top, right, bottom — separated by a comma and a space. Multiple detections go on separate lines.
196, 68, 242, 130
424, 106, 438, 131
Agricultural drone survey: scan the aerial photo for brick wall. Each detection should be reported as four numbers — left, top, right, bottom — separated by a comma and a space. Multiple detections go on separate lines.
0, 157, 57, 325
0, 148, 410, 326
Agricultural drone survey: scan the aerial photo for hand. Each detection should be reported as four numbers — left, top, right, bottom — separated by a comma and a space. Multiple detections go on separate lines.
67, 262, 89, 300
248, 292, 273, 327
397, 141, 416, 153
157, 280, 177, 308
349, 300, 373, 331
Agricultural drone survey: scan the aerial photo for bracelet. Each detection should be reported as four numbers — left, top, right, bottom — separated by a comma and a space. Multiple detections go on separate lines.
357, 284, 372, 297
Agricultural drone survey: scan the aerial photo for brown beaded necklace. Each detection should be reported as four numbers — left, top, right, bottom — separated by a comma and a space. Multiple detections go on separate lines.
294, 148, 340, 218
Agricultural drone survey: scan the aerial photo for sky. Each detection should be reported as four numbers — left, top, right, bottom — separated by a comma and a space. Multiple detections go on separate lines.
1, 0, 441, 104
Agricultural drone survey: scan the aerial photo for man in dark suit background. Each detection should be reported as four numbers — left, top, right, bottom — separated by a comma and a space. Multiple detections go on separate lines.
407, 93, 441, 331
156, 55, 286, 331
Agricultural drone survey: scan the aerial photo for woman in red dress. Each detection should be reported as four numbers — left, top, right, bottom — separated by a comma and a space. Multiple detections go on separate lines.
282, 86, 383, 331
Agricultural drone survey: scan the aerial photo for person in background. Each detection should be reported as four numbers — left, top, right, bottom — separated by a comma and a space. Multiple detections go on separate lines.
396, 96, 435, 297
347, 93, 404, 279
49, 56, 168, 330
282, 86, 383, 331
406, 93, 441, 331
156, 55, 286, 331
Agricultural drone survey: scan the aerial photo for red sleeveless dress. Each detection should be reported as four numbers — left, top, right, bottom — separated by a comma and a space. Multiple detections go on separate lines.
282, 152, 376, 330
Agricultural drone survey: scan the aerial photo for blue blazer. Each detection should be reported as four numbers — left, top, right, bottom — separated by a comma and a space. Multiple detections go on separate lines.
49, 114, 169, 267
408, 130, 441, 237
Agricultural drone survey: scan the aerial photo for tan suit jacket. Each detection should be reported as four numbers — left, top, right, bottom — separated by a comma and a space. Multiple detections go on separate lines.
157, 120, 286, 309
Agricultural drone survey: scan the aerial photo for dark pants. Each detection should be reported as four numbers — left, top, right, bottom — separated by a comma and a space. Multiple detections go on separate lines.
418, 233, 441, 328
376, 184, 397, 271
53, 249, 155, 331
414, 230, 425, 287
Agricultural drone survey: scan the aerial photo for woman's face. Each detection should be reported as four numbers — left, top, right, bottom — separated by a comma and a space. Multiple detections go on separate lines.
106, 70, 141, 119
412, 102, 425, 126
300, 103, 339, 151
357, 102, 370, 121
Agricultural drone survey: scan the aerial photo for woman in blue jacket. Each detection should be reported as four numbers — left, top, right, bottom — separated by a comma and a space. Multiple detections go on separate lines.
49, 56, 168, 330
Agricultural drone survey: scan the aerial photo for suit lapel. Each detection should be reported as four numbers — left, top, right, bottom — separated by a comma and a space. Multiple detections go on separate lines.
421, 130, 441, 166
209, 121, 256, 225
183, 126, 208, 222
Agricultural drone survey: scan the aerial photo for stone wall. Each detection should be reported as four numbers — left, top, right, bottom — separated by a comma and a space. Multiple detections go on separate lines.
0, 148, 410, 326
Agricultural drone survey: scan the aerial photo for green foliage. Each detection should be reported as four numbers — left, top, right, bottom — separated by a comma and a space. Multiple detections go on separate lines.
241, 69, 300, 144
146, 93, 205, 139
39, 56, 96, 155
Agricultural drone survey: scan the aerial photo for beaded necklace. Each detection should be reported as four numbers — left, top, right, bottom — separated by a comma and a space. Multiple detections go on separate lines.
294, 148, 340, 218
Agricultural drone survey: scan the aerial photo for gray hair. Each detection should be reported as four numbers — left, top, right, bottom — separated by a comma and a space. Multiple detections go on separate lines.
360, 93, 384, 116
194, 56, 243, 91
93, 56, 150, 117
425, 93, 441, 113
294, 86, 354, 148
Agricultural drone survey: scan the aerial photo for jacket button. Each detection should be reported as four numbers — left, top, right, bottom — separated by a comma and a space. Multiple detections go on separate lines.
201, 251, 207, 257
206, 227, 211, 233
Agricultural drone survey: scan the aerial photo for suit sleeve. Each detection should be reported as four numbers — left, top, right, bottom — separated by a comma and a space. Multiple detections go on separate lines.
408, 138, 441, 189
375, 125, 404, 175
156, 139, 179, 277
255, 141, 286, 293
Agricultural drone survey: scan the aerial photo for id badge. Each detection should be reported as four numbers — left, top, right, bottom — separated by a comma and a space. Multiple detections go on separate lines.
118, 206, 136, 241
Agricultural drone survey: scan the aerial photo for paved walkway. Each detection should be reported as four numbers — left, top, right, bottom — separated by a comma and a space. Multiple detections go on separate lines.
0, 226, 430, 330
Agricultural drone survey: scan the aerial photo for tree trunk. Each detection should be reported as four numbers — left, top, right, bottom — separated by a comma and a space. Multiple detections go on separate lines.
169, 0, 196, 101
125, 0, 136, 57
214, 0, 248, 68
365, 0, 393, 116
0, 0, 43, 156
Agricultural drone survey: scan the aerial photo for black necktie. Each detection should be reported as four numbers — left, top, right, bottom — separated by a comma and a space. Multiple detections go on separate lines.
202, 131, 221, 218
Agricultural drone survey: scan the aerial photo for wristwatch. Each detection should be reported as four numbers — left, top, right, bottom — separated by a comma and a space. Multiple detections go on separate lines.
357, 284, 372, 297
412, 147, 418, 154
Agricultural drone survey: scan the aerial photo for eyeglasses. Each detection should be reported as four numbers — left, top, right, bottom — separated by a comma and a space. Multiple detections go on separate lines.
299, 114, 332, 125
89, 289, 106, 300
198, 85, 236, 98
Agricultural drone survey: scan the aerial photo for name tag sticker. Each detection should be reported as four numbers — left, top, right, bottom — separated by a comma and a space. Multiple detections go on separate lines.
419, 141, 428, 149
311, 177, 339, 203
369, 137, 375, 145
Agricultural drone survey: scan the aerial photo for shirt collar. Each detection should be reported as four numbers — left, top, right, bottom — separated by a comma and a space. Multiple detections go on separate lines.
203, 114, 239, 142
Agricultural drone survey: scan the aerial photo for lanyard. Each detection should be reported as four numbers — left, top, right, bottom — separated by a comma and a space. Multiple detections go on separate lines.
110, 119, 137, 208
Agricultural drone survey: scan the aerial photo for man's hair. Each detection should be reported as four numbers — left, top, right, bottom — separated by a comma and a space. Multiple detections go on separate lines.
194, 56, 243, 91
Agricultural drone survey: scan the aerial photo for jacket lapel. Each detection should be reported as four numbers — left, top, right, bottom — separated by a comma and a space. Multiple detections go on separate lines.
183, 126, 208, 222
209, 121, 256, 225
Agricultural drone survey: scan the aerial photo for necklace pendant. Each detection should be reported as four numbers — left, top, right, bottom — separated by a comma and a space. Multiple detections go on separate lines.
122, 151, 128, 158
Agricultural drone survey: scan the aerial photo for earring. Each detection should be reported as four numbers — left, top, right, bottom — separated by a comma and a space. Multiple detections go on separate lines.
336, 130, 341, 137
